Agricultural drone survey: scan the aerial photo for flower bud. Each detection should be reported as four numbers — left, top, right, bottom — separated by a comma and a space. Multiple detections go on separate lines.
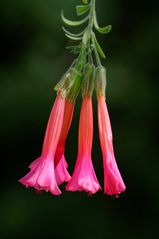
95, 66, 107, 97
54, 68, 81, 99
81, 63, 95, 98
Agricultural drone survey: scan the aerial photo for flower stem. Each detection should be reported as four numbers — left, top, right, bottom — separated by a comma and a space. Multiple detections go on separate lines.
92, 36, 102, 66
75, 0, 102, 71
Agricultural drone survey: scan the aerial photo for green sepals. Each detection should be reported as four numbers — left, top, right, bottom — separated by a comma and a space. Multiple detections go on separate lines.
54, 68, 81, 99
92, 33, 106, 59
75, 44, 87, 71
61, 10, 89, 27
81, 63, 95, 98
76, 5, 90, 16
95, 66, 106, 97
67, 72, 82, 102
82, 0, 88, 4
94, 11, 112, 34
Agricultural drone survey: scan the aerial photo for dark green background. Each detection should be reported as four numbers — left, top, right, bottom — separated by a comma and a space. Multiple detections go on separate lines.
0, 0, 158, 238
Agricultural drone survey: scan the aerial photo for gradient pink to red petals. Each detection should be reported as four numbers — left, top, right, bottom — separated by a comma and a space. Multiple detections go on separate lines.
19, 88, 126, 196
54, 99, 74, 167
55, 155, 71, 185
19, 94, 65, 195
53, 99, 75, 184
98, 95, 126, 195
66, 96, 101, 194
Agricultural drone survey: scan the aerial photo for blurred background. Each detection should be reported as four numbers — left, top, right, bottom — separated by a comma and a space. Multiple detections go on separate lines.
0, 0, 159, 238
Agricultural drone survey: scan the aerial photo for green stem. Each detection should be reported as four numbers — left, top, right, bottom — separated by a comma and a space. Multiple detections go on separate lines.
89, 0, 95, 31
75, 0, 102, 70
75, 0, 94, 71
87, 0, 102, 66
92, 36, 102, 66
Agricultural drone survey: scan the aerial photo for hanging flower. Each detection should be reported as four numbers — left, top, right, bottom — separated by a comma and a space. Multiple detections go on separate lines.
54, 69, 82, 184
19, 68, 82, 194
19, 93, 65, 195
96, 66, 126, 195
66, 64, 101, 194
19, 0, 126, 198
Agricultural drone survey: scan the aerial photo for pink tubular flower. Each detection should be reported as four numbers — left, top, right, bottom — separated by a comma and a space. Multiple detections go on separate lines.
96, 66, 126, 196
53, 67, 82, 185
54, 99, 74, 166
66, 95, 101, 194
54, 99, 75, 184
19, 93, 65, 195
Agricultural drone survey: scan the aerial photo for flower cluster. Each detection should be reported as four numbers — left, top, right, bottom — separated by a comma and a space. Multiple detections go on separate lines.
19, 0, 126, 197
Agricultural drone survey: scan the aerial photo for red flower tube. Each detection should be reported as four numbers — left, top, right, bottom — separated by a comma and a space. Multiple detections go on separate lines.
54, 68, 82, 185
54, 99, 74, 185
66, 64, 101, 194
96, 66, 126, 196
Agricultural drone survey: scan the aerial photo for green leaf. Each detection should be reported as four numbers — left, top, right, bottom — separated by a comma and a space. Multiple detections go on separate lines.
61, 10, 89, 26
76, 5, 89, 16
94, 12, 112, 34
95, 24, 112, 34
66, 45, 78, 51
65, 34, 82, 41
92, 34, 106, 59
62, 27, 84, 37
66, 45, 81, 54
82, 0, 88, 4
66, 43, 82, 49
71, 49, 80, 55
66, 45, 77, 50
